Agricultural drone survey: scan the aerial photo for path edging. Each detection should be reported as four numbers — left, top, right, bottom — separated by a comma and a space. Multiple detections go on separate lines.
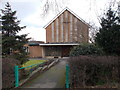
17, 59, 59, 88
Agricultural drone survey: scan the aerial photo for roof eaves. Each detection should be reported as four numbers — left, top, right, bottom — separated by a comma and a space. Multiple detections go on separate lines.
29, 43, 39, 46
66, 8, 90, 27
43, 7, 68, 29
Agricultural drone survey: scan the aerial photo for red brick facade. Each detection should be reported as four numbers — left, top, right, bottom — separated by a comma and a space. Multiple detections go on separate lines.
45, 8, 89, 43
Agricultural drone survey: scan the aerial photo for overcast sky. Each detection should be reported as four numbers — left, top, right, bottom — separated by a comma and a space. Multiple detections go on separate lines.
0, 0, 119, 42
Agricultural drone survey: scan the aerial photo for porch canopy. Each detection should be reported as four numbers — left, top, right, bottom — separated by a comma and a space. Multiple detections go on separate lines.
39, 43, 79, 57
39, 43, 79, 46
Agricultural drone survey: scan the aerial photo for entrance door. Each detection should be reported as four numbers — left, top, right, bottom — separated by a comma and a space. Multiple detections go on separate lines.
61, 46, 71, 57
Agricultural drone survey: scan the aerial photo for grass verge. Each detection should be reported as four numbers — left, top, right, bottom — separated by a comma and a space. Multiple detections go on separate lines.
22, 60, 47, 70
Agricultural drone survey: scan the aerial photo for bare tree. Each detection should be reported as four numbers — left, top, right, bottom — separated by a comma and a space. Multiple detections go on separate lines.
42, 0, 68, 17
89, 22, 99, 43
88, 0, 119, 44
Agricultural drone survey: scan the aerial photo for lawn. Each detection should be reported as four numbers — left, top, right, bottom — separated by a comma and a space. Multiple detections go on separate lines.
22, 60, 47, 70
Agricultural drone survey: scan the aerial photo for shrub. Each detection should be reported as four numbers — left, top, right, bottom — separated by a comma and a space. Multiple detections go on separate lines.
70, 44, 103, 56
2, 58, 20, 89
95, 8, 120, 55
68, 56, 120, 88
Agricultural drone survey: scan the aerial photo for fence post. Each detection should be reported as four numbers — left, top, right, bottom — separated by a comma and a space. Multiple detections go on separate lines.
15, 66, 19, 87
66, 64, 70, 88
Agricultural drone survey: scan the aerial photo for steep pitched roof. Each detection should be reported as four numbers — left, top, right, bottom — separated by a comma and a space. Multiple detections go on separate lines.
44, 7, 90, 29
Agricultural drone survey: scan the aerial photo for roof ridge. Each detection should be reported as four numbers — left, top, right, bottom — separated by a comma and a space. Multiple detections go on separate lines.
43, 7, 89, 28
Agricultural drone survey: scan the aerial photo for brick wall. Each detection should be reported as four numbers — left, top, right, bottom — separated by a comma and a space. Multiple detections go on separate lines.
46, 10, 89, 43
28, 46, 43, 58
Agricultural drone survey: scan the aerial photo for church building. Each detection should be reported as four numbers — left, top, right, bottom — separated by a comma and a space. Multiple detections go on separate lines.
28, 7, 89, 58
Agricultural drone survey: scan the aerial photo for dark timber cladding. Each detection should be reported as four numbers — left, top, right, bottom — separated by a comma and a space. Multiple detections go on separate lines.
44, 7, 89, 43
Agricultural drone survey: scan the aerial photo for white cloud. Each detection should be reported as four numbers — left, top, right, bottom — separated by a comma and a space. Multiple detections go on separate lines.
1, 0, 120, 42
23, 12, 41, 26
18, 27, 46, 42
2, 0, 43, 3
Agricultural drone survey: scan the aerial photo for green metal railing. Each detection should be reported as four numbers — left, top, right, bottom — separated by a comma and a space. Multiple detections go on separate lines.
15, 66, 19, 87
66, 64, 70, 88
14, 62, 44, 87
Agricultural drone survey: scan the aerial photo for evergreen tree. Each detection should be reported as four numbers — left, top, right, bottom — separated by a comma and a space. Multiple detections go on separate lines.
95, 8, 120, 55
1, 2, 29, 64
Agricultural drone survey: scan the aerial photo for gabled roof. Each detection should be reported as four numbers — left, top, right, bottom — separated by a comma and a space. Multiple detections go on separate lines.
44, 7, 90, 29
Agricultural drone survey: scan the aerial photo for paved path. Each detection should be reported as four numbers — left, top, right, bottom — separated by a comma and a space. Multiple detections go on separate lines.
20, 59, 67, 88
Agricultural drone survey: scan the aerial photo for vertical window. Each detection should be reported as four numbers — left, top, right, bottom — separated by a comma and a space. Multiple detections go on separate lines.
65, 11, 68, 42
52, 23, 54, 42
56, 18, 59, 42
61, 14, 64, 42
70, 14, 73, 42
